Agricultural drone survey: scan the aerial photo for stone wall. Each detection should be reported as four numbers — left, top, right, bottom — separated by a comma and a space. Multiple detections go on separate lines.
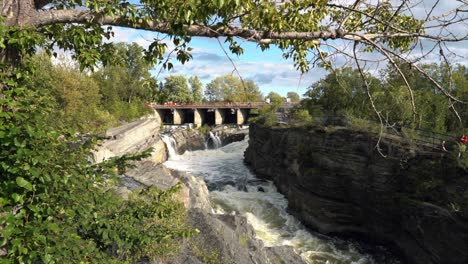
244, 123, 468, 264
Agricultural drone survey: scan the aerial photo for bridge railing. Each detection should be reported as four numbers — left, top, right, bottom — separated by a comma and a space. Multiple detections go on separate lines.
150, 102, 266, 108
150, 102, 299, 109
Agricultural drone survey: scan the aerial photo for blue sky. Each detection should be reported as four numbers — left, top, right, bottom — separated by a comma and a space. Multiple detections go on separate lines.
90, 0, 467, 98
111, 27, 327, 97
115, 0, 323, 97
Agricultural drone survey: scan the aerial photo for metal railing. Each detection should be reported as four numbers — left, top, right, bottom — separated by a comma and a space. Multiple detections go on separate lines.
149, 102, 300, 109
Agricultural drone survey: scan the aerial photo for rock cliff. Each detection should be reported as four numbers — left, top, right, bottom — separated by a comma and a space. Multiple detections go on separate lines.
244, 123, 468, 264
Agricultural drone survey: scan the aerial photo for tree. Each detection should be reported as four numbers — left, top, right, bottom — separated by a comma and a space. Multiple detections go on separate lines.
287, 92, 300, 103
93, 43, 156, 103
188, 76, 203, 103
304, 64, 468, 133
267, 92, 284, 106
2, 0, 466, 113
304, 67, 377, 117
205, 75, 262, 102
162, 75, 192, 103
90, 43, 156, 121
244, 80, 263, 102
380, 62, 467, 132
205, 75, 240, 102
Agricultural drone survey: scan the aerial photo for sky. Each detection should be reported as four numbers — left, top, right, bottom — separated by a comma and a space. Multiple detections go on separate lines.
52, 0, 466, 98
110, 26, 324, 97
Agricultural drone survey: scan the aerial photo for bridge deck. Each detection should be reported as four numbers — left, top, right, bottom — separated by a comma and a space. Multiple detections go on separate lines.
151, 102, 298, 109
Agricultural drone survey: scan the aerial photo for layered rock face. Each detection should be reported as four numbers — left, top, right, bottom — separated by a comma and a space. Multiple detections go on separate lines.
92, 118, 161, 163
244, 124, 468, 264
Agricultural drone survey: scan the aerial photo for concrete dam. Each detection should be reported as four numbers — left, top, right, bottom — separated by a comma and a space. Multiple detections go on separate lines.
152, 102, 296, 127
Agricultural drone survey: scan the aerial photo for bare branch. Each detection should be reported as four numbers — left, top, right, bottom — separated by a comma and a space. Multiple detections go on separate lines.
216, 37, 247, 90
353, 41, 387, 158
356, 35, 417, 120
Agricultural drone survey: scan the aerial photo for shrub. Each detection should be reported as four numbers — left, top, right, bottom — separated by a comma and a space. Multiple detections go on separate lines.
0, 87, 194, 263
249, 105, 278, 127
290, 109, 312, 124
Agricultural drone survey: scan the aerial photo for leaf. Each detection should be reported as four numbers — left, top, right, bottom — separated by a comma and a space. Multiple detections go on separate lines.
11, 193, 23, 203
16, 177, 33, 191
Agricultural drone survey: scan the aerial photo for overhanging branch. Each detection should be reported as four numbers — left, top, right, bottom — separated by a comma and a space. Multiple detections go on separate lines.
33, 9, 467, 44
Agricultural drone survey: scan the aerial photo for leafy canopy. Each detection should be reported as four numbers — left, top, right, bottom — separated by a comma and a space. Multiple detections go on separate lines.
1, 0, 427, 74
205, 75, 263, 102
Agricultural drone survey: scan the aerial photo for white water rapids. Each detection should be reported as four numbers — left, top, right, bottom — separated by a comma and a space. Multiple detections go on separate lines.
163, 136, 395, 264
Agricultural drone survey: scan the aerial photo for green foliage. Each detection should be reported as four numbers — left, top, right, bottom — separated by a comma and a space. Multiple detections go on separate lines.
454, 143, 468, 169
160, 75, 192, 103
287, 92, 300, 102
0, 85, 194, 262
197, 124, 212, 136
290, 109, 312, 124
250, 105, 278, 127
26, 53, 118, 133
304, 67, 376, 118
205, 75, 262, 102
303, 64, 467, 133
25, 45, 157, 133
0, 1, 462, 261
189, 76, 204, 103
92, 42, 155, 122
347, 116, 381, 134
266, 92, 284, 106
1, 0, 430, 77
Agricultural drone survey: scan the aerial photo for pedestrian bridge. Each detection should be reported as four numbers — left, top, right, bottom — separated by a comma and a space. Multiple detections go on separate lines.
151, 102, 294, 127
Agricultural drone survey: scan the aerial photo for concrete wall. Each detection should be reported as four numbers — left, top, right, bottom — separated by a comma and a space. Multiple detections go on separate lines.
215, 109, 225, 125
237, 109, 248, 125
194, 109, 204, 128
153, 109, 163, 124
173, 109, 184, 125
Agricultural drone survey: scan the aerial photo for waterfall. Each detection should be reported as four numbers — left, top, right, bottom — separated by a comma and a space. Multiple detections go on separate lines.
208, 131, 222, 149
163, 139, 393, 263
161, 134, 178, 159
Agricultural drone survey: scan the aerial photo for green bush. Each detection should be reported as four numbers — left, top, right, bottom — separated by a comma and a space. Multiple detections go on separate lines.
290, 109, 312, 124
347, 116, 381, 134
197, 124, 212, 135
249, 105, 278, 127
0, 87, 194, 263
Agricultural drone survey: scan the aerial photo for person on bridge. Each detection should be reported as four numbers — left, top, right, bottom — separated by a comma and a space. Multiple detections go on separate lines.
460, 135, 468, 144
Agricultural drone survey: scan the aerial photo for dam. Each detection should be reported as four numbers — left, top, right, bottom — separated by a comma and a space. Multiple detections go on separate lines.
151, 102, 296, 126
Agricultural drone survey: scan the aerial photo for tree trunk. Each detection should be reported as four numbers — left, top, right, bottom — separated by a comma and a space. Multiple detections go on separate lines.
0, 0, 38, 67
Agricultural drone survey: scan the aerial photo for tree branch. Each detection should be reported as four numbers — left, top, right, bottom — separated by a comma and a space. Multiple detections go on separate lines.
31, 8, 468, 46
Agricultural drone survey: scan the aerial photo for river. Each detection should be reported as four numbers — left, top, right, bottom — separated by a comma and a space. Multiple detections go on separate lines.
163, 136, 398, 264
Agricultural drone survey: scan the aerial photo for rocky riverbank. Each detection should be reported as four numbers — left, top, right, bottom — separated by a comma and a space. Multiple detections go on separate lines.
244, 123, 468, 264
94, 118, 304, 263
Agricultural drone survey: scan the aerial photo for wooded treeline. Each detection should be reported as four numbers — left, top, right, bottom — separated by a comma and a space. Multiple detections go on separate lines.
27, 42, 267, 133
302, 64, 468, 134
